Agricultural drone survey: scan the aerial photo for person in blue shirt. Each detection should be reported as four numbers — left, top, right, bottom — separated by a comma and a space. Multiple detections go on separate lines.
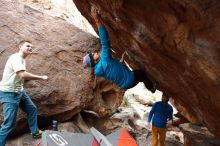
83, 6, 156, 93
147, 94, 173, 146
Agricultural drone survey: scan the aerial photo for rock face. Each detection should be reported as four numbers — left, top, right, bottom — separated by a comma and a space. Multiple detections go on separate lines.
0, 0, 123, 135
180, 123, 220, 146
73, 0, 220, 137
20, 0, 97, 36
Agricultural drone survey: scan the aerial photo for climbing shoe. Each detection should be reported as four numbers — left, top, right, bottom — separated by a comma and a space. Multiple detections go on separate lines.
150, 83, 157, 93
32, 130, 43, 139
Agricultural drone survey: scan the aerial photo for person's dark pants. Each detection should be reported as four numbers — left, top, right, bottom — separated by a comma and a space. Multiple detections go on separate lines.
131, 70, 155, 92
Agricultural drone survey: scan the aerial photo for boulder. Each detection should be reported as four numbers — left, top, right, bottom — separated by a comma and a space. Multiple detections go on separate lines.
73, 0, 220, 137
0, 0, 123, 135
180, 123, 220, 146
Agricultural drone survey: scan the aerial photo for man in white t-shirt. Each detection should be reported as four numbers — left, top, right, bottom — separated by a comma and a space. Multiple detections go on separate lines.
0, 40, 48, 146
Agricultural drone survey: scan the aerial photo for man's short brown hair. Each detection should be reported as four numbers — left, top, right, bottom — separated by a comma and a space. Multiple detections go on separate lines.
19, 40, 32, 48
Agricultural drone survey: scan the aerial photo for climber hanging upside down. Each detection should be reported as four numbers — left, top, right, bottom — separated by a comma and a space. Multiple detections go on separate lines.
83, 6, 156, 93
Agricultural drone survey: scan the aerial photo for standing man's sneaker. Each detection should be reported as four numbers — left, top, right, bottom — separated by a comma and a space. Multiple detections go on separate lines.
32, 130, 43, 139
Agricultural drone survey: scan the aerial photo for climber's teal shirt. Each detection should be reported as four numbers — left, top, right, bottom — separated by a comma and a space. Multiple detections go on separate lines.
148, 101, 173, 128
94, 26, 134, 89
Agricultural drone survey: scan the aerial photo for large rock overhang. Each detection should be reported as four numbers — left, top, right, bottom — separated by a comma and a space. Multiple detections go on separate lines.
73, 0, 220, 137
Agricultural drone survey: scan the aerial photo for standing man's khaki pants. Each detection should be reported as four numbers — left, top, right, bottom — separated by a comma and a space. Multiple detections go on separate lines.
152, 126, 167, 146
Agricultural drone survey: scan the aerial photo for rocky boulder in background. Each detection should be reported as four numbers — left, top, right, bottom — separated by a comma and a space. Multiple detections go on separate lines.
0, 0, 123, 135
20, 0, 97, 36
180, 123, 220, 146
73, 0, 220, 137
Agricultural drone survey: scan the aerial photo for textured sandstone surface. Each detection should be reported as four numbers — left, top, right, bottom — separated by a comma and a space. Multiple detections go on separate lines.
73, 0, 220, 137
0, 0, 123, 135
180, 123, 220, 146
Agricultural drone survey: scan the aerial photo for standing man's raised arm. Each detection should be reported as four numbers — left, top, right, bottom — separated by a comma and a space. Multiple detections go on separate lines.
17, 70, 48, 80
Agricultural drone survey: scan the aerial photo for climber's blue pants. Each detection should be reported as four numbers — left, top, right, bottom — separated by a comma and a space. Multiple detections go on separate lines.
0, 91, 39, 146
